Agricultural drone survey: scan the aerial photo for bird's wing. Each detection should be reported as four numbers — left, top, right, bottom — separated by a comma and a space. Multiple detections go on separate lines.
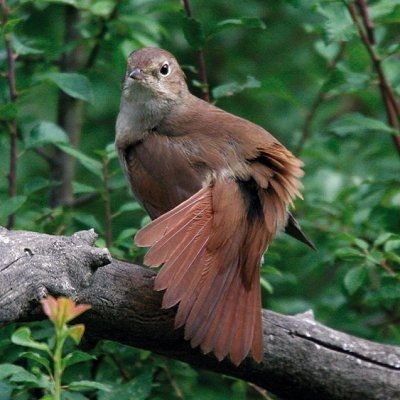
135, 137, 304, 365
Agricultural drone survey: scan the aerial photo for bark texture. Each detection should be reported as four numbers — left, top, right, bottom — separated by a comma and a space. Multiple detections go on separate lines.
0, 226, 399, 400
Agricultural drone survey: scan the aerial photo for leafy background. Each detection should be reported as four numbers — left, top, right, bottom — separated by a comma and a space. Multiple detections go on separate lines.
0, 0, 399, 398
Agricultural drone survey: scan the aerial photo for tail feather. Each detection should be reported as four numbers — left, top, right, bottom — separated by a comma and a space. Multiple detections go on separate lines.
135, 186, 210, 247
187, 258, 239, 347
134, 145, 305, 364
161, 239, 208, 308
155, 225, 209, 291
134, 179, 266, 365
144, 206, 208, 266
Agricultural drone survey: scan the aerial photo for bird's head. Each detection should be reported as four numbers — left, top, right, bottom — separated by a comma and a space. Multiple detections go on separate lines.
122, 47, 188, 103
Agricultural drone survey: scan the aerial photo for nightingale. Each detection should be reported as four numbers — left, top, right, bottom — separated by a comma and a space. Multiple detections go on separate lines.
116, 47, 314, 366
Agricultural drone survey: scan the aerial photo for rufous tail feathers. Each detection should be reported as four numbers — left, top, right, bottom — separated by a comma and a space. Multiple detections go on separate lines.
135, 144, 304, 365
135, 179, 267, 365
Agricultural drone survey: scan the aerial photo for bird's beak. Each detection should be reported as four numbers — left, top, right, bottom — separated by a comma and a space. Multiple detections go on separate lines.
129, 68, 144, 80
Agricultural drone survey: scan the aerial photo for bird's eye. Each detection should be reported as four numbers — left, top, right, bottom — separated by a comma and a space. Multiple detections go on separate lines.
160, 63, 170, 76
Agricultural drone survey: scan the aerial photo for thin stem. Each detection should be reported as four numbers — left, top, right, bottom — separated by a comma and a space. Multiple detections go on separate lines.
102, 158, 112, 248
356, 0, 375, 44
181, 0, 210, 102
1, 0, 19, 229
347, 2, 400, 157
163, 362, 184, 400
249, 382, 275, 400
295, 42, 345, 154
53, 330, 64, 400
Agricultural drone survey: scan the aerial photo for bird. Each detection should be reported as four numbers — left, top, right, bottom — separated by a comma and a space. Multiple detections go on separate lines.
115, 47, 314, 366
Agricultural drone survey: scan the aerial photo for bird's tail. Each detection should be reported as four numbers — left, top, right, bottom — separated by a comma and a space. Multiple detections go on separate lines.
135, 180, 264, 365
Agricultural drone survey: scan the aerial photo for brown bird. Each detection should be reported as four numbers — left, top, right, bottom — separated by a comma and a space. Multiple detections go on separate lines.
116, 48, 314, 366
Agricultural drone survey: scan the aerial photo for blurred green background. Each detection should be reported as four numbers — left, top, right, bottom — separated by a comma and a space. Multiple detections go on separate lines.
0, 0, 399, 398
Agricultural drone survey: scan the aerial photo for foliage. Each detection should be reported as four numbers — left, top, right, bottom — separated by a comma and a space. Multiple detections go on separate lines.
0, 0, 399, 399
0, 296, 104, 399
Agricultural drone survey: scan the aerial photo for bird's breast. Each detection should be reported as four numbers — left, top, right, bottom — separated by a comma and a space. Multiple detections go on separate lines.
122, 133, 203, 219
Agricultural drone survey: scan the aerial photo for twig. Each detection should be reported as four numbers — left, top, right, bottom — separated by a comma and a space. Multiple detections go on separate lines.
182, 0, 210, 102
356, 0, 375, 44
1, 0, 18, 229
295, 42, 345, 153
163, 361, 184, 400
65, 193, 98, 208
249, 383, 275, 400
85, 0, 120, 69
347, 2, 400, 157
108, 353, 131, 381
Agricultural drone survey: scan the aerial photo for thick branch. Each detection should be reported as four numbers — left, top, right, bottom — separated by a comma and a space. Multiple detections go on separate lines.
0, 226, 399, 400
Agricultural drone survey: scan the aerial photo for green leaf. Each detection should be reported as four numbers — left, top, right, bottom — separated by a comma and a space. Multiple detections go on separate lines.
344, 266, 367, 295
0, 103, 17, 121
2, 19, 21, 34
20, 352, 51, 375
314, 40, 341, 61
260, 277, 273, 294
210, 17, 266, 36
25, 121, 69, 149
41, 395, 55, 400
68, 380, 111, 392
329, 113, 397, 136
73, 213, 103, 233
24, 177, 51, 195
68, 325, 85, 344
365, 284, 400, 302
115, 228, 137, 243
0, 363, 27, 380
316, 3, 356, 42
45, 73, 93, 102
57, 144, 102, 178
89, 1, 115, 17
61, 391, 89, 400
384, 240, 400, 252
374, 232, 394, 247
62, 351, 95, 369
335, 247, 363, 260
11, 327, 51, 353
44, 0, 79, 6
12, 35, 43, 55
212, 76, 261, 99
0, 382, 13, 400
72, 181, 98, 195
0, 196, 27, 221
182, 15, 206, 50
114, 202, 142, 216
9, 370, 40, 385
353, 238, 369, 251
99, 372, 153, 400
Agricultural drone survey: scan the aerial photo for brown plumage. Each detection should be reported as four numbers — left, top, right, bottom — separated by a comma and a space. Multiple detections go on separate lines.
116, 47, 313, 366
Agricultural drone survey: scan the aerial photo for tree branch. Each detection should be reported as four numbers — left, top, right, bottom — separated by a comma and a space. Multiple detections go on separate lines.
51, 6, 85, 207
1, 0, 19, 229
182, 0, 210, 102
0, 226, 399, 400
347, 2, 400, 157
